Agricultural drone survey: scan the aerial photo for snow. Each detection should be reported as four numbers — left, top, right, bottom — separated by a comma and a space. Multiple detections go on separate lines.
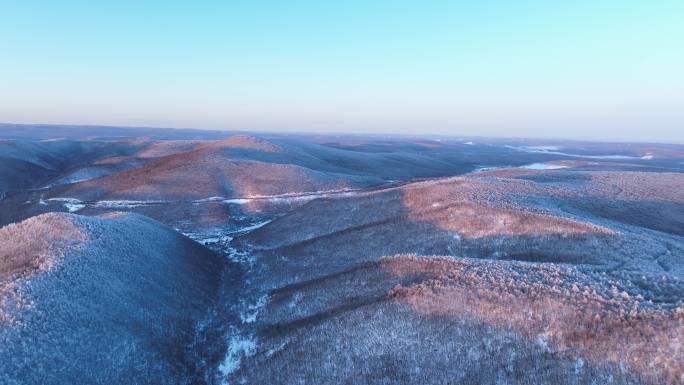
521, 163, 569, 170
44, 189, 366, 214
46, 198, 166, 211
235, 220, 271, 233
239, 294, 269, 324
93, 200, 165, 208
191, 234, 233, 246
574, 358, 585, 375
64, 202, 84, 212
287, 292, 304, 309
173, 221, 269, 384
535, 333, 552, 352
219, 331, 257, 377
226, 246, 255, 266
222, 188, 361, 206
47, 187, 367, 218
524, 145, 560, 151
46, 198, 85, 212
471, 166, 505, 173
265, 341, 288, 358
507, 145, 640, 159
194, 196, 225, 203
223, 198, 250, 205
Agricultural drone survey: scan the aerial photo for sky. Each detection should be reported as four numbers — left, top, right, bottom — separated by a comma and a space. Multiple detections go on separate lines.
1, 1, 682, 142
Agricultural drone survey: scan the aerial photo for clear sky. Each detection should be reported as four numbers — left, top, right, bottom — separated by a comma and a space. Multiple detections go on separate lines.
1, 1, 682, 142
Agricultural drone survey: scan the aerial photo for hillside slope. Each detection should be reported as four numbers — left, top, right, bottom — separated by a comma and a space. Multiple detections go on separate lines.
221, 168, 684, 385
0, 139, 148, 194
0, 212, 225, 385
51, 136, 361, 201
244, 169, 684, 290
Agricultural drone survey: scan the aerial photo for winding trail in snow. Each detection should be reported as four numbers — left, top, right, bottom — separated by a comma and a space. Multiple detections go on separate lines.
43, 183, 408, 213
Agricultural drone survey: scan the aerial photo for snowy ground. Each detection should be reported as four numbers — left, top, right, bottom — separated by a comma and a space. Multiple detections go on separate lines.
176, 219, 273, 384
520, 162, 569, 170
2, 134, 683, 385
506, 145, 652, 160
43, 188, 364, 214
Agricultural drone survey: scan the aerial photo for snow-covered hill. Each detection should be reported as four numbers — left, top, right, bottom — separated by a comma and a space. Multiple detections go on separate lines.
0, 212, 225, 385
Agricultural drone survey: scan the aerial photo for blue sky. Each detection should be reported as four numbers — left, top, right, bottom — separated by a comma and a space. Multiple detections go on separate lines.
1, 1, 682, 141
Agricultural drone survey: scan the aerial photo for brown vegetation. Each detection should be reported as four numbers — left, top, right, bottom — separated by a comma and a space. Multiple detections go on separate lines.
134, 140, 208, 158
383, 255, 684, 385
401, 177, 611, 238
0, 213, 88, 323
65, 142, 346, 200
204, 135, 285, 153
0, 213, 87, 281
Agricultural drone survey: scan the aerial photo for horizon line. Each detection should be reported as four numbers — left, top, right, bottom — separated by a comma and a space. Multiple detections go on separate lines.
1, 121, 683, 146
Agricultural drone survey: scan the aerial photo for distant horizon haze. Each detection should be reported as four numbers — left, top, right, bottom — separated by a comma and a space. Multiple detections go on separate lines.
1, 121, 682, 145
1, 1, 682, 143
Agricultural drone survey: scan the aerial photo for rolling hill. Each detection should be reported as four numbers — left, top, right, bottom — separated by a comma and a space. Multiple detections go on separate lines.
2, 126, 684, 385
0, 212, 227, 385
224, 167, 684, 385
